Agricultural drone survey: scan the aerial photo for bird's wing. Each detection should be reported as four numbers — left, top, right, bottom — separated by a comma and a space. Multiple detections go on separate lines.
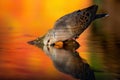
53, 5, 98, 39
53, 10, 81, 29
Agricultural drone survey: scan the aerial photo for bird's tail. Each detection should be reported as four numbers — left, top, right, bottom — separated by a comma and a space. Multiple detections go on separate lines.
94, 13, 109, 20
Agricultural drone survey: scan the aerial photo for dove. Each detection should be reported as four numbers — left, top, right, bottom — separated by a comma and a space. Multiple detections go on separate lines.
28, 5, 108, 46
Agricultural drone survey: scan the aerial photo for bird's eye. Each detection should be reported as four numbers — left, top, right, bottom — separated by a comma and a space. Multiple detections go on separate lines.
47, 39, 50, 43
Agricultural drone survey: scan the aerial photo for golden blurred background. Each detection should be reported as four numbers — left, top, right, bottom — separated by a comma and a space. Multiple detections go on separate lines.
0, 0, 120, 80
0, 0, 92, 80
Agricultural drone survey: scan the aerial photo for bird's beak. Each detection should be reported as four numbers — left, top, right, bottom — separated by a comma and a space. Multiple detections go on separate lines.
28, 36, 45, 45
28, 40, 36, 45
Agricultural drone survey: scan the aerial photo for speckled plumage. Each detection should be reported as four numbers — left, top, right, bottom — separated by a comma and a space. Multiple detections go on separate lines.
29, 5, 107, 45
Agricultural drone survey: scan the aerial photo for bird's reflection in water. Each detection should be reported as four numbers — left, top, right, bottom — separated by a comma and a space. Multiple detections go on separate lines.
32, 40, 95, 80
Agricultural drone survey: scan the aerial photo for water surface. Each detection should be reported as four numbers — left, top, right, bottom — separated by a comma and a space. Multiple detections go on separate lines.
0, 27, 120, 80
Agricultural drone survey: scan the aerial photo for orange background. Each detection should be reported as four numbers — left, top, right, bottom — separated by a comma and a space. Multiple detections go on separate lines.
0, 0, 92, 79
0, 0, 91, 34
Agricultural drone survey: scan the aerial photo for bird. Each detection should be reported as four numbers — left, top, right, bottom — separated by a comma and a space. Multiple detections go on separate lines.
28, 5, 108, 46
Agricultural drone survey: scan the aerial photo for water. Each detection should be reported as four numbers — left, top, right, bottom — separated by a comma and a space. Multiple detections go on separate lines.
0, 27, 120, 80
